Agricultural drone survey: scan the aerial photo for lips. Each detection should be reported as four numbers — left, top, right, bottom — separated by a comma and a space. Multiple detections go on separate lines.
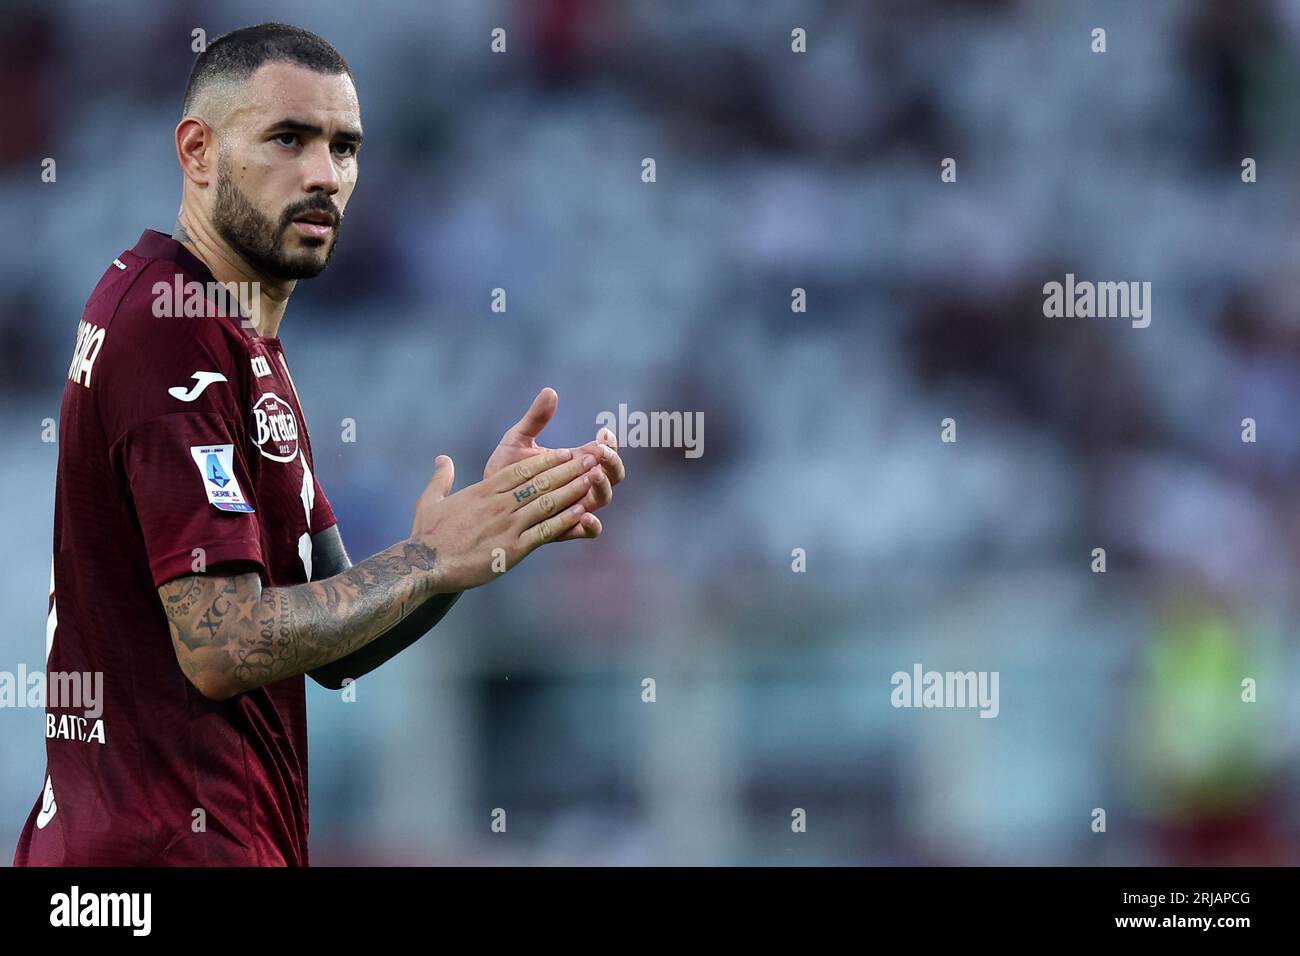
292, 212, 335, 239
293, 211, 335, 226
291, 211, 335, 239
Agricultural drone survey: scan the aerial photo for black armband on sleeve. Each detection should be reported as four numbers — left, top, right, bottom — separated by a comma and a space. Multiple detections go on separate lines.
305, 524, 463, 689
309, 591, 462, 690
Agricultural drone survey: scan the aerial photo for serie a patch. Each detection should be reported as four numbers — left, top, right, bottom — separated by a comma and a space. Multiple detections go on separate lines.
188, 444, 254, 513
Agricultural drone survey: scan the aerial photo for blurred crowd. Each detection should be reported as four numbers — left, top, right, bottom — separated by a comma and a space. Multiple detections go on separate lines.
2, 0, 1300, 864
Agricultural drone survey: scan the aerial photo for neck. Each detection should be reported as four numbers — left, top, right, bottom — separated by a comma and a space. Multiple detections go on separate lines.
173, 209, 294, 339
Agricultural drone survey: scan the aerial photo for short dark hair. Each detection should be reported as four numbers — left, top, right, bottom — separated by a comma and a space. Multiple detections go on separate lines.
182, 22, 352, 116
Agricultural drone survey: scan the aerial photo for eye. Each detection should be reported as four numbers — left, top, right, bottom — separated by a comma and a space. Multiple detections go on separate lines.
275, 132, 299, 147
332, 142, 357, 158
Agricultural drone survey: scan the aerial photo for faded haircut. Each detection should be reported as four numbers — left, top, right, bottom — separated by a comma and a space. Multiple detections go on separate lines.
181, 22, 352, 118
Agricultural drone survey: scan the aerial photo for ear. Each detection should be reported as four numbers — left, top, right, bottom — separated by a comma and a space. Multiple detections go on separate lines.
175, 117, 216, 188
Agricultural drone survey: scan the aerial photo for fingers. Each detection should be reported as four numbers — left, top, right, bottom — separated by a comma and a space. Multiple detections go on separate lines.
576, 431, 625, 486
489, 447, 574, 493
579, 466, 613, 510
509, 387, 559, 441
521, 501, 589, 552
506, 451, 598, 508
430, 455, 455, 500
568, 431, 622, 511
570, 442, 623, 490
558, 512, 602, 541
481, 422, 620, 558
514, 464, 598, 531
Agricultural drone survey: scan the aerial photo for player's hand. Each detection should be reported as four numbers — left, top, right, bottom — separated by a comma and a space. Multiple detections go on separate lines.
483, 387, 626, 540
410, 448, 604, 591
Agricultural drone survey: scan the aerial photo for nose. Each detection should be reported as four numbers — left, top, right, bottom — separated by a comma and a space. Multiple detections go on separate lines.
301, 141, 341, 196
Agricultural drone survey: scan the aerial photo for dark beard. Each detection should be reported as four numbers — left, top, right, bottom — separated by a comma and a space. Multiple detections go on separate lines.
211, 156, 341, 281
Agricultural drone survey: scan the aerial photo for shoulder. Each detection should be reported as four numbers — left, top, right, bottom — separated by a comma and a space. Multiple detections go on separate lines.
106, 258, 250, 358
91, 260, 253, 445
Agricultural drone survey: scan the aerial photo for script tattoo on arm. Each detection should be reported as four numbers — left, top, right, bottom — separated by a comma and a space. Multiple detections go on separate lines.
158, 539, 440, 700
305, 524, 463, 689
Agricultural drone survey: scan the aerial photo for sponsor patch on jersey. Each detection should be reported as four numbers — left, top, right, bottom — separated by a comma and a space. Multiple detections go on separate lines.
251, 392, 300, 462
189, 444, 255, 512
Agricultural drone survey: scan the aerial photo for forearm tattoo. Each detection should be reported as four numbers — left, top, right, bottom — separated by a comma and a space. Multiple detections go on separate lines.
159, 540, 439, 696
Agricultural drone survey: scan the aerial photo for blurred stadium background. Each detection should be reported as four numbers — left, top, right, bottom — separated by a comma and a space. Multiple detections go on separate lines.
3, 0, 1300, 865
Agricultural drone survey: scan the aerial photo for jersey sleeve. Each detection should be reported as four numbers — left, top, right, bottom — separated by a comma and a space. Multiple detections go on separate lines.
98, 268, 266, 588
113, 413, 265, 587
298, 423, 337, 535
310, 471, 337, 534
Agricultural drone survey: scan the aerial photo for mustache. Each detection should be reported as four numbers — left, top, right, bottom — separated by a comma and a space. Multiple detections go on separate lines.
280, 196, 343, 228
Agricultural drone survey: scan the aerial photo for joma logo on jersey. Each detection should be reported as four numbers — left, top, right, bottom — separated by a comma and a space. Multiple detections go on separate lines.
252, 393, 300, 461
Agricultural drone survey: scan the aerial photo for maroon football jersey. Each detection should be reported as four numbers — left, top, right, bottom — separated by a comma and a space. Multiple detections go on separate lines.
13, 230, 337, 866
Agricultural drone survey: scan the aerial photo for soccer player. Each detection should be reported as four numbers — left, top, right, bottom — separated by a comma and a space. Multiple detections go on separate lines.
13, 23, 625, 866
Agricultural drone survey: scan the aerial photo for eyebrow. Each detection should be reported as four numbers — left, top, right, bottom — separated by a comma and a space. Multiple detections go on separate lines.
266, 118, 364, 146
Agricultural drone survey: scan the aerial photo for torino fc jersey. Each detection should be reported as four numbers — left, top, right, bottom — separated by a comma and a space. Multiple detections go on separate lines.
13, 230, 336, 866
